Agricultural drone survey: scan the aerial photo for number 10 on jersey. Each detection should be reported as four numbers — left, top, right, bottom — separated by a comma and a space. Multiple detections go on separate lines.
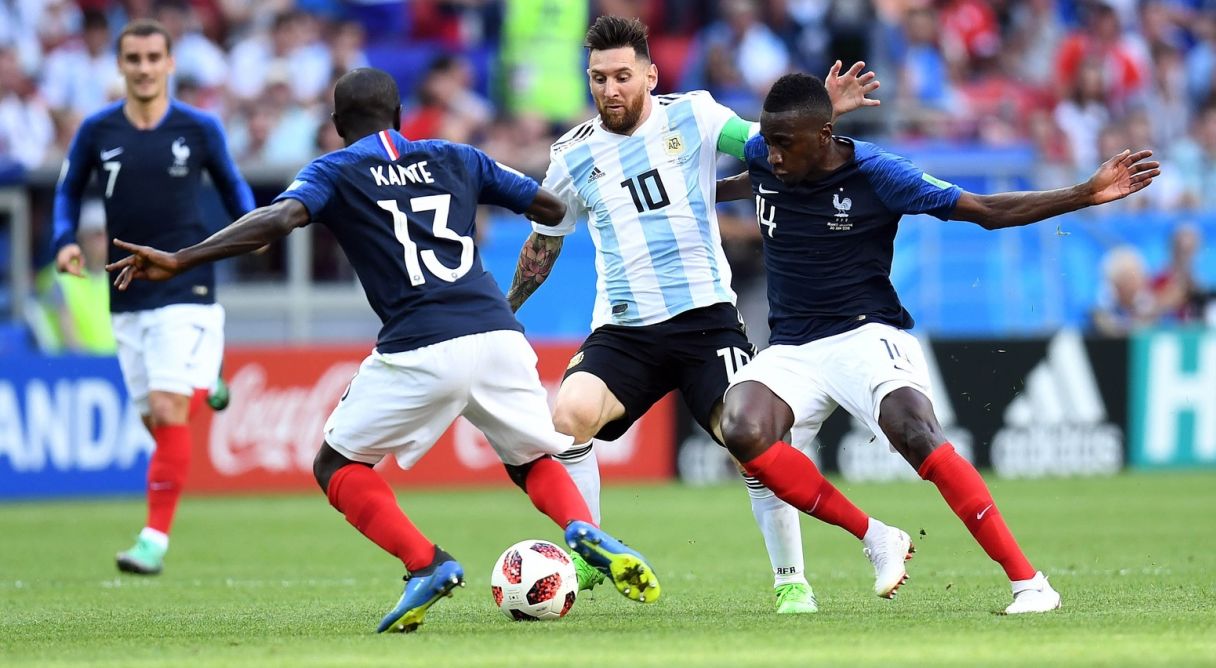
377, 195, 473, 286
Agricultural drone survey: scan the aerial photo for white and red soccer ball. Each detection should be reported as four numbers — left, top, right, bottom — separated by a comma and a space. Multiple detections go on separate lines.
490, 539, 578, 621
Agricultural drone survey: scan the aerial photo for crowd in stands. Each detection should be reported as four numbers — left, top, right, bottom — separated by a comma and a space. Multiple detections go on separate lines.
1, 0, 1214, 345
0, 0, 1213, 200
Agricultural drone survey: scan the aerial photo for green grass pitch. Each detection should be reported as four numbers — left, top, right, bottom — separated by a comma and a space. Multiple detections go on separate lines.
2, 473, 1214, 667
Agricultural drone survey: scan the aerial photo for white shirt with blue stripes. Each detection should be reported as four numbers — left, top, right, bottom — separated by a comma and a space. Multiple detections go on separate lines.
536, 90, 739, 330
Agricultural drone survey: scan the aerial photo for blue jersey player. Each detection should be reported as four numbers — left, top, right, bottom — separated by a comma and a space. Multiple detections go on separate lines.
716, 73, 1159, 614
51, 19, 255, 577
106, 68, 662, 633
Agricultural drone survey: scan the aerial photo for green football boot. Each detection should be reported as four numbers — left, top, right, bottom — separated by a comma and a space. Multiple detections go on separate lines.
571, 550, 605, 592
115, 535, 166, 575
207, 368, 230, 411
775, 582, 819, 614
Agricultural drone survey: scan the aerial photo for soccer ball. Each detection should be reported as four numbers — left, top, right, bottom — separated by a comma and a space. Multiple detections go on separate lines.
490, 539, 578, 621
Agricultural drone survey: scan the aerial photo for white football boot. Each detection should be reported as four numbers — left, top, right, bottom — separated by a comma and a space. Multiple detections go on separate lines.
1005, 571, 1061, 614
862, 520, 914, 598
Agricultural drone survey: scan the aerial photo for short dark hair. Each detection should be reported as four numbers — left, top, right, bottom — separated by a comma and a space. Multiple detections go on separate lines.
82, 10, 109, 32
584, 15, 650, 60
763, 73, 833, 123
334, 67, 401, 125
117, 19, 173, 53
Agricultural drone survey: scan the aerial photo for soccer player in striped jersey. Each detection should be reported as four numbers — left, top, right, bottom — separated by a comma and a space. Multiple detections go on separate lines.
51, 19, 254, 576
506, 15, 909, 612
717, 73, 1158, 614
106, 67, 661, 632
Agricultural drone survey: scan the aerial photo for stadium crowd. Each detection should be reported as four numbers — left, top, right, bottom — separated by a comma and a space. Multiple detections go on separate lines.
1, 0, 1214, 202
1, 0, 1214, 346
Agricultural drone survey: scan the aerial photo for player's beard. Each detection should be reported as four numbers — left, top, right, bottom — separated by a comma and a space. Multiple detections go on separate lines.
598, 93, 646, 134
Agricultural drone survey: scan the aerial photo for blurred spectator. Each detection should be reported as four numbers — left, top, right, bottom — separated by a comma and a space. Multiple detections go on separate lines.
327, 19, 369, 76
1055, 59, 1110, 171
960, 53, 1036, 144
480, 112, 553, 180
401, 54, 493, 144
227, 64, 319, 168
1185, 11, 1216, 106
1170, 102, 1216, 210
893, 4, 960, 137
1144, 43, 1192, 149
1026, 108, 1075, 189
682, 0, 790, 118
1055, 1, 1148, 111
1151, 223, 1207, 323
1091, 245, 1160, 336
939, 0, 1002, 66
1009, 0, 1067, 91
410, 0, 502, 48
0, 46, 54, 170
768, 0, 873, 76
0, 0, 47, 74
228, 10, 331, 104
500, 0, 587, 124
39, 10, 117, 135
154, 0, 228, 99
29, 199, 116, 354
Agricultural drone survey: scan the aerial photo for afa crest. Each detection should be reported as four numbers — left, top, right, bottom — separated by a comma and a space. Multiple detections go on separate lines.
566, 352, 584, 370
662, 132, 684, 156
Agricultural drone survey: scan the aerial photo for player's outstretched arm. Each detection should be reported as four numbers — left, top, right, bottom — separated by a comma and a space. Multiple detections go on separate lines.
107, 199, 311, 290
716, 172, 751, 202
951, 149, 1160, 230
825, 60, 880, 120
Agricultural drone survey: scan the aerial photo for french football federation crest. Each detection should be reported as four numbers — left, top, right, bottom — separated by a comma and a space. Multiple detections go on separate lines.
829, 188, 854, 231
169, 137, 190, 177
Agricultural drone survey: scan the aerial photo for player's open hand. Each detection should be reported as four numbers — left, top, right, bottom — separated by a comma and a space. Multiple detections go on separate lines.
826, 60, 880, 118
105, 239, 183, 290
1088, 149, 1160, 205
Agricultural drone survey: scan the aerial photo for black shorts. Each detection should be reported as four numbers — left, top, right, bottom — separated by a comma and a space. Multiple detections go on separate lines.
563, 303, 756, 442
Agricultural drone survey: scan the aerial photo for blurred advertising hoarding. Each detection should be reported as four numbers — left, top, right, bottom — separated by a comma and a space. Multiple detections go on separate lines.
0, 342, 674, 500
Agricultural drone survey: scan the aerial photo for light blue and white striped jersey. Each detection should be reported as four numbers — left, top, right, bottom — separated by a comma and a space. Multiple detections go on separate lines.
537, 90, 738, 330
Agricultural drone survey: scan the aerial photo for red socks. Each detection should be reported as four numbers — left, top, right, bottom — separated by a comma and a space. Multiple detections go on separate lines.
521, 457, 594, 528
918, 444, 1036, 581
146, 424, 191, 534
742, 441, 870, 540
326, 464, 435, 572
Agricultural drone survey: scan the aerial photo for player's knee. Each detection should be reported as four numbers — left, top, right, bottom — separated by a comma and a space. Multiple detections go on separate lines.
719, 408, 772, 462
879, 398, 942, 463
312, 443, 345, 493
146, 392, 189, 427
552, 403, 601, 444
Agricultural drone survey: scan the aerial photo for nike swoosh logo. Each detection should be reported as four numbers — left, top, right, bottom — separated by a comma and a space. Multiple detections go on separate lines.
976, 504, 994, 520
100, 147, 124, 160
758, 185, 778, 194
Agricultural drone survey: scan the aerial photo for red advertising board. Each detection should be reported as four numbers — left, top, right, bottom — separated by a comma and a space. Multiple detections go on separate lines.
187, 343, 674, 493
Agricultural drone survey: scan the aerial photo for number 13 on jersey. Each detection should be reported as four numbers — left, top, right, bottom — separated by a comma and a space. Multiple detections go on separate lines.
377, 194, 473, 286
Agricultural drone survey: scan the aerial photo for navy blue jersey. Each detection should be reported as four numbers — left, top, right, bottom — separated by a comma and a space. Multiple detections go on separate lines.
274, 130, 538, 354
744, 135, 962, 344
52, 100, 254, 312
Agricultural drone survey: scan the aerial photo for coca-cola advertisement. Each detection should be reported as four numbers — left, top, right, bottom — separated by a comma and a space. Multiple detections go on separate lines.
188, 343, 675, 493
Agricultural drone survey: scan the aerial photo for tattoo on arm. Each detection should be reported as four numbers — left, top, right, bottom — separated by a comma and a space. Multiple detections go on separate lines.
506, 232, 564, 312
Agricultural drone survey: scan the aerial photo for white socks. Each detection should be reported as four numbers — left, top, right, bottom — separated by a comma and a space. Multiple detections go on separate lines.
139, 527, 169, 549
555, 441, 601, 525
744, 475, 807, 587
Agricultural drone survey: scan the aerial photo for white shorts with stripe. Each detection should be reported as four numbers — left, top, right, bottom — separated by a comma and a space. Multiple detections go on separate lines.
727, 323, 933, 449
111, 303, 225, 414
324, 330, 574, 469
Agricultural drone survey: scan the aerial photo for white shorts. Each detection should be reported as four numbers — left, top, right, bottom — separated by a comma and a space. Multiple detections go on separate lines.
727, 323, 932, 449
111, 303, 225, 414
324, 330, 574, 469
